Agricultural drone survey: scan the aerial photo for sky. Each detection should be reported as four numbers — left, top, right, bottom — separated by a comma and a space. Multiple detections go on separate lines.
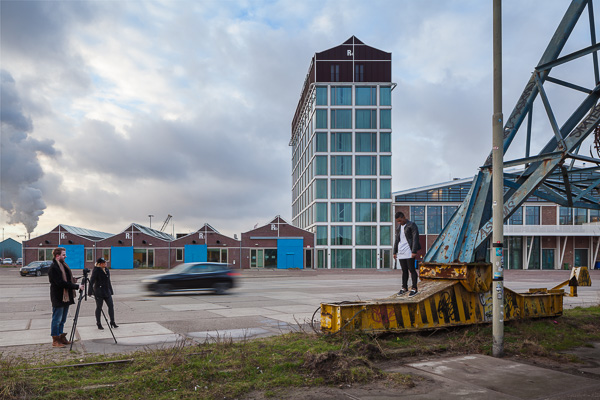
1, 0, 598, 242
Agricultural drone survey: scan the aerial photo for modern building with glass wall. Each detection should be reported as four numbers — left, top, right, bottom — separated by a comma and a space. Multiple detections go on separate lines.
394, 173, 600, 270
290, 36, 394, 269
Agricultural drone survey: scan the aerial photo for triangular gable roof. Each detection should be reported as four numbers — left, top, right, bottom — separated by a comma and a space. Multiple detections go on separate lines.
199, 223, 219, 234
119, 223, 174, 241
343, 35, 364, 45
59, 224, 114, 241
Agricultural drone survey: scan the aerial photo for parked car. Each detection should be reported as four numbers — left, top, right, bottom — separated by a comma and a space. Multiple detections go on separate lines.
2, 258, 13, 265
16, 258, 23, 265
141, 262, 239, 295
20, 261, 52, 276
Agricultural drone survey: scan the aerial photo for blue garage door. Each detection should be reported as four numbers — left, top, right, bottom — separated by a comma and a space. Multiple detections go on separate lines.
277, 239, 303, 269
62, 245, 85, 270
184, 244, 207, 263
111, 247, 134, 269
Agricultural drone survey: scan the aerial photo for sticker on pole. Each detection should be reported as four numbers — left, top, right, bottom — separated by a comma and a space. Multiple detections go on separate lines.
496, 248, 502, 256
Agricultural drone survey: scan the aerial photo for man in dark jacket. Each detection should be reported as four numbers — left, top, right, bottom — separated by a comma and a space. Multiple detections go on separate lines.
393, 212, 422, 297
48, 247, 83, 347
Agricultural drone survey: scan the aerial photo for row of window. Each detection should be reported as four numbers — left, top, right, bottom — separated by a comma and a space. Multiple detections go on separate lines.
316, 85, 392, 106
408, 204, 600, 235
314, 225, 392, 246
503, 237, 589, 270
313, 202, 391, 223
315, 155, 391, 176
315, 131, 391, 153
316, 248, 393, 269
316, 109, 391, 130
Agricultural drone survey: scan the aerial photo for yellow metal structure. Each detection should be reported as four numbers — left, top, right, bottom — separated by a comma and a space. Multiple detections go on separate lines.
321, 263, 566, 334
551, 266, 592, 297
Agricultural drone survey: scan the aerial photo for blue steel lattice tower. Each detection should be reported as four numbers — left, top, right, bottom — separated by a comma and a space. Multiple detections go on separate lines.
290, 36, 394, 269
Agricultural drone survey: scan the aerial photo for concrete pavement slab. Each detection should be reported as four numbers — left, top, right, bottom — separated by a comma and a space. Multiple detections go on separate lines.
406, 354, 600, 399
209, 307, 272, 317
187, 327, 271, 341
0, 319, 29, 331
266, 313, 317, 325
78, 322, 173, 340
161, 303, 228, 311
0, 328, 51, 346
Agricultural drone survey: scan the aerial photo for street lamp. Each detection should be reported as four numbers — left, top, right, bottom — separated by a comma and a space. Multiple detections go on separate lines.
148, 214, 154, 228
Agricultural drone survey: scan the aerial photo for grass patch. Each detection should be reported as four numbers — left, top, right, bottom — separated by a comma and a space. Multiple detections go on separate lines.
2, 306, 599, 399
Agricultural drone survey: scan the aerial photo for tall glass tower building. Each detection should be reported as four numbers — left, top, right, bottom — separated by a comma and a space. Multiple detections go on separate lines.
290, 36, 394, 269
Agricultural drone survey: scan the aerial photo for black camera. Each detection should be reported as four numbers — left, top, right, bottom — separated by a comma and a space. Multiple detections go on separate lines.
82, 267, 90, 277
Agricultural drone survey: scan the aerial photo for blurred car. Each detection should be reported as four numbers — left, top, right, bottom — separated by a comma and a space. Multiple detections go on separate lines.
141, 262, 239, 295
2, 258, 13, 265
20, 261, 52, 276
16, 258, 23, 265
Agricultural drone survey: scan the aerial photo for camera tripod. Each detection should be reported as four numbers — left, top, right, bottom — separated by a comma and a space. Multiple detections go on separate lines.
68, 268, 117, 350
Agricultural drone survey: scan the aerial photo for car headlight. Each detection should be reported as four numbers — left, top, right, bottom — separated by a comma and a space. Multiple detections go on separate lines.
142, 279, 158, 283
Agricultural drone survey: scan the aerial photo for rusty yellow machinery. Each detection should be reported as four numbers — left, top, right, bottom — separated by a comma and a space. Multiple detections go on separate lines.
551, 266, 592, 297
321, 263, 576, 334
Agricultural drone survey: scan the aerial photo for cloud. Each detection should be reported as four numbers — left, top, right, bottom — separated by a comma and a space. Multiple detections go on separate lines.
0, 70, 58, 233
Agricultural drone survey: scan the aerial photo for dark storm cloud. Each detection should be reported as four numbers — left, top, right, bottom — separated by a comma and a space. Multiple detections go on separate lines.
0, 70, 58, 233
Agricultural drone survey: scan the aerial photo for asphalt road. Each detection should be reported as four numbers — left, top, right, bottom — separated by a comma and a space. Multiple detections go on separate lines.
1, 267, 599, 358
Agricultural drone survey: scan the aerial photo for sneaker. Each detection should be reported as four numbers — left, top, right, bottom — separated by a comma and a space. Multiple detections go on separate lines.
397, 288, 408, 295
409, 289, 418, 297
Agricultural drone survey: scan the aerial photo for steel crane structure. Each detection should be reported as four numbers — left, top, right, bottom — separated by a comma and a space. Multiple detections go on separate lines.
425, 0, 600, 263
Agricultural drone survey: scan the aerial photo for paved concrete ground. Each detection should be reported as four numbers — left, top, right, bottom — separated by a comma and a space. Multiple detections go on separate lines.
1, 268, 599, 398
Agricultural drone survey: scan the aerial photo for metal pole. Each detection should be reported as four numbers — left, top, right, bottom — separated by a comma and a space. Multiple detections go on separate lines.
148, 215, 154, 228
492, 0, 504, 358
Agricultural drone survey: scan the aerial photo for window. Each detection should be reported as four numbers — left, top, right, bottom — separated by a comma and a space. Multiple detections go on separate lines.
380, 109, 391, 129
559, 207, 573, 225
356, 226, 376, 245
356, 202, 377, 222
316, 86, 327, 105
355, 86, 376, 105
525, 206, 540, 225
380, 156, 391, 175
380, 132, 391, 152
356, 249, 376, 268
316, 226, 328, 245
315, 203, 327, 222
134, 248, 154, 268
356, 179, 377, 199
102, 249, 110, 262
315, 179, 327, 199
264, 249, 277, 268
427, 206, 443, 234
317, 249, 326, 268
354, 64, 364, 82
331, 109, 352, 129
208, 248, 227, 263
315, 156, 327, 175
591, 209, 600, 222
316, 109, 327, 129
509, 207, 523, 225
176, 248, 184, 261
331, 249, 352, 268
331, 156, 352, 175
380, 225, 392, 245
542, 249, 554, 270
331, 132, 352, 152
443, 206, 458, 226
250, 249, 263, 268
331, 226, 352, 245
508, 237, 523, 269
356, 156, 377, 175
331, 86, 351, 105
331, 64, 340, 82
411, 206, 425, 232
331, 202, 352, 222
380, 179, 391, 199
38, 248, 53, 261
526, 237, 540, 269
574, 208, 588, 225
315, 132, 327, 152
574, 248, 588, 267
356, 132, 376, 152
331, 179, 352, 198
356, 109, 376, 129
86, 248, 93, 262
380, 86, 391, 106
380, 202, 392, 222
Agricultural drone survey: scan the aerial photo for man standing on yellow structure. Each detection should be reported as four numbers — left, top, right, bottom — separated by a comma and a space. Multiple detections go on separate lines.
393, 212, 421, 297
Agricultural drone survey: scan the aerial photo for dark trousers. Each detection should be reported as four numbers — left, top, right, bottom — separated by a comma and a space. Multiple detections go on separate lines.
95, 296, 115, 324
399, 258, 418, 290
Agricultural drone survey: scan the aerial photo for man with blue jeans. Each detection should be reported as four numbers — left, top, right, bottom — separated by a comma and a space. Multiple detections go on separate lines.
48, 247, 83, 348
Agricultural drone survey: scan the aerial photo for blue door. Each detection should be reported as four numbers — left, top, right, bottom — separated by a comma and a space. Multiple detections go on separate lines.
184, 244, 207, 263
111, 247, 134, 269
62, 245, 84, 270
277, 239, 303, 269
